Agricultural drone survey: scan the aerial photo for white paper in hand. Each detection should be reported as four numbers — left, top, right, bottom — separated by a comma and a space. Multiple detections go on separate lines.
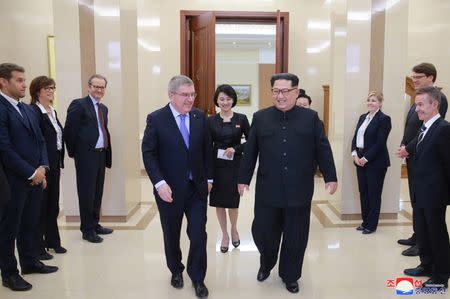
217, 149, 234, 160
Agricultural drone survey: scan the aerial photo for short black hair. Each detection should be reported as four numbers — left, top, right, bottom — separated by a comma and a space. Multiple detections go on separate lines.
270, 73, 299, 88
297, 89, 312, 104
412, 63, 437, 83
214, 84, 237, 108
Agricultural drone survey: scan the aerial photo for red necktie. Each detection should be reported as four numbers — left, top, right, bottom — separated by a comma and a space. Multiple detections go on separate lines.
97, 103, 109, 149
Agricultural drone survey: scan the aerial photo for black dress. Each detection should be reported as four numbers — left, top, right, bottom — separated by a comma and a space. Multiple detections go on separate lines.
208, 112, 250, 208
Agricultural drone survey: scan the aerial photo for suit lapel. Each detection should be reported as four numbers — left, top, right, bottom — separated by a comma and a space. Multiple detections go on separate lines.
365, 111, 380, 133
416, 117, 441, 156
85, 96, 97, 120
189, 109, 200, 150
164, 104, 188, 151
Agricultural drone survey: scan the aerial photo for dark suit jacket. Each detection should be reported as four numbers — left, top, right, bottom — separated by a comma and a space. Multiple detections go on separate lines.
142, 104, 213, 201
411, 117, 450, 208
207, 112, 250, 167
0, 95, 49, 181
31, 104, 65, 171
238, 106, 337, 207
402, 90, 447, 155
0, 161, 10, 206
351, 110, 391, 168
64, 96, 112, 168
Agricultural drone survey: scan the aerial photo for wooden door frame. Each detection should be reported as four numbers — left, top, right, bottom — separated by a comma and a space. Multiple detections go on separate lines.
180, 10, 289, 75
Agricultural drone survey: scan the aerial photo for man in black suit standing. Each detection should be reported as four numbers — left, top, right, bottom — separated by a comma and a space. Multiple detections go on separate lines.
238, 73, 337, 294
397, 63, 448, 257
0, 63, 58, 291
403, 86, 450, 289
0, 161, 9, 209
142, 75, 213, 298
64, 74, 113, 243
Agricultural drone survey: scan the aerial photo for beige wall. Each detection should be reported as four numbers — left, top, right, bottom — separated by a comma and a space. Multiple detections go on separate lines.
408, 0, 450, 120
0, 0, 54, 102
216, 48, 260, 121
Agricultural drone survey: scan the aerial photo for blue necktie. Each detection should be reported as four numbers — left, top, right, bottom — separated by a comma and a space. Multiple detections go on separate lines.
179, 114, 189, 148
17, 102, 31, 128
417, 124, 426, 147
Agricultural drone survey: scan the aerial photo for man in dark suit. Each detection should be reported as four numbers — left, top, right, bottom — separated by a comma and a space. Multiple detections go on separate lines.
142, 75, 213, 298
0, 161, 9, 209
238, 73, 337, 294
64, 74, 113, 243
403, 86, 450, 289
0, 63, 58, 292
397, 63, 448, 257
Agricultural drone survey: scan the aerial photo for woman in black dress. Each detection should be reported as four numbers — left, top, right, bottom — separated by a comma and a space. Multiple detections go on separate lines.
30, 76, 66, 259
208, 85, 250, 253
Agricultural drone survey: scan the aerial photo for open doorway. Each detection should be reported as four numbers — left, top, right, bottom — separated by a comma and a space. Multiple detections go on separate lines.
180, 11, 289, 115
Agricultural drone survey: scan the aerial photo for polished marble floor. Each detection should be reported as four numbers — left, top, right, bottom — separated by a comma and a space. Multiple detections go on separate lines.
1, 178, 449, 299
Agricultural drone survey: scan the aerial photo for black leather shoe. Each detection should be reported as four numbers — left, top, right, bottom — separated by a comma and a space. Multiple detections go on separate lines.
422, 277, 448, 289
37, 252, 53, 260
362, 228, 375, 234
220, 246, 228, 253
170, 273, 184, 289
404, 265, 432, 277
21, 261, 58, 275
2, 274, 32, 291
193, 281, 209, 298
82, 231, 103, 243
402, 245, 419, 256
356, 225, 365, 231
95, 225, 114, 235
398, 236, 415, 246
48, 246, 67, 254
285, 281, 299, 293
257, 268, 270, 282
232, 239, 240, 248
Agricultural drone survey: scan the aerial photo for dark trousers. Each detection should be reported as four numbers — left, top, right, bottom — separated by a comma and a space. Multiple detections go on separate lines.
37, 162, 62, 250
74, 150, 106, 233
0, 179, 42, 279
414, 206, 450, 280
156, 181, 207, 282
406, 158, 417, 242
252, 202, 311, 283
356, 165, 387, 231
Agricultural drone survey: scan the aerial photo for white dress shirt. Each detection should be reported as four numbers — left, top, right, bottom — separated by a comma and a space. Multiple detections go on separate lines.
89, 95, 106, 149
352, 109, 379, 161
36, 102, 63, 150
420, 113, 441, 141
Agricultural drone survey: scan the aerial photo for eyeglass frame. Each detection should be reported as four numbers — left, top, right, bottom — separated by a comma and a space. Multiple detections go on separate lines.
89, 84, 106, 90
44, 86, 56, 91
271, 87, 298, 96
171, 91, 197, 99
411, 74, 428, 80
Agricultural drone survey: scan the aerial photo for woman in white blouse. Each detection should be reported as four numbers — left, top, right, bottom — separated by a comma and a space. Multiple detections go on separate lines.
30, 76, 66, 258
351, 91, 391, 234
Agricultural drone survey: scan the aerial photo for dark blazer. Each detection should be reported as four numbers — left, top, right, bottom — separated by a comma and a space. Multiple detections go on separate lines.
142, 104, 213, 201
238, 106, 337, 207
402, 90, 447, 154
64, 96, 112, 168
412, 117, 450, 208
31, 104, 65, 171
0, 95, 48, 180
207, 112, 250, 165
351, 110, 391, 168
0, 161, 10, 206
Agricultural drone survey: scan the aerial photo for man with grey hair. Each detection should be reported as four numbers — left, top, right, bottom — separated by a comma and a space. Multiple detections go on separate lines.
142, 75, 213, 298
64, 74, 113, 244
403, 86, 450, 289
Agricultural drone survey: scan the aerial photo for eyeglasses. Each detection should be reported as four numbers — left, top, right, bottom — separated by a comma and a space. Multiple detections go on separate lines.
271, 88, 297, 96
90, 84, 106, 90
44, 86, 56, 91
172, 92, 197, 98
411, 74, 427, 80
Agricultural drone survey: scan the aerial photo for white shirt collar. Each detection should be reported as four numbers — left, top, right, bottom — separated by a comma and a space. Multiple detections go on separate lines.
35, 101, 55, 114
0, 90, 20, 105
169, 102, 189, 118
423, 113, 440, 130
366, 109, 380, 119
89, 94, 100, 105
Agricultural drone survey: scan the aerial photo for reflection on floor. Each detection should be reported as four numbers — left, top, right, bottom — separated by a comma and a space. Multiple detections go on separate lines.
1, 178, 448, 298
